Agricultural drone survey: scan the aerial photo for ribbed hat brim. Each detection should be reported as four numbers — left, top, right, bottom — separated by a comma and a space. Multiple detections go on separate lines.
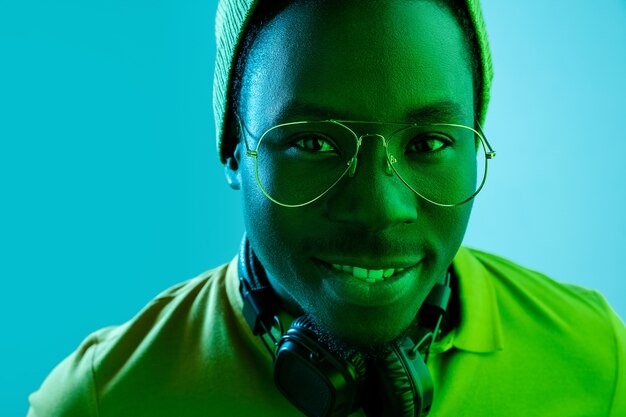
213, 0, 493, 163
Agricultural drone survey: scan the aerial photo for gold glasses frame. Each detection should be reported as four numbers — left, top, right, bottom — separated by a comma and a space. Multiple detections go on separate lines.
237, 115, 496, 208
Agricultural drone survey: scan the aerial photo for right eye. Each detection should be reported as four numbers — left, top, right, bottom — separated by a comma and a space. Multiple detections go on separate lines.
292, 134, 337, 153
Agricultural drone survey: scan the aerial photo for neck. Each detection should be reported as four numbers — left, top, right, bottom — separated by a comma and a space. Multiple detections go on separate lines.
265, 270, 305, 317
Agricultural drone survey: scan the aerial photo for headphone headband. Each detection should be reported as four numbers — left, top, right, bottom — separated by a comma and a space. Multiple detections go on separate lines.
238, 234, 279, 336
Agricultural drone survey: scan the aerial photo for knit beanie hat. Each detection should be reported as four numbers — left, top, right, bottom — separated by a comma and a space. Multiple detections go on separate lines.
213, 0, 493, 163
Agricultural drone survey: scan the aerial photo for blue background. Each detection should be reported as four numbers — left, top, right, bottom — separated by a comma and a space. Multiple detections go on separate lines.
1, 0, 625, 415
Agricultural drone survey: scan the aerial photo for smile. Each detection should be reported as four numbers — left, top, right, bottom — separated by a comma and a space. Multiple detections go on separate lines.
315, 258, 424, 307
329, 264, 405, 283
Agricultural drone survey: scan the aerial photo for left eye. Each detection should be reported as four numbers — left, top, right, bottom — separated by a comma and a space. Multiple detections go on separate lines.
407, 135, 450, 153
294, 136, 336, 152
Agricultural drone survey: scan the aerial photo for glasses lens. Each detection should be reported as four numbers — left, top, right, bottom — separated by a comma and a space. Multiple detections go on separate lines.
255, 121, 357, 206
386, 124, 487, 206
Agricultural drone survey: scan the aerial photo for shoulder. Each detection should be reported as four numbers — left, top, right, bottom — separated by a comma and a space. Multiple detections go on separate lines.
452, 246, 619, 348
94, 261, 232, 357
455, 247, 626, 415
27, 332, 100, 417
27, 261, 233, 417
460, 246, 612, 320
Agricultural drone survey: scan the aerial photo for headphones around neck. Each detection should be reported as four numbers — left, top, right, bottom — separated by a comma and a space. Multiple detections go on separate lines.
238, 235, 451, 417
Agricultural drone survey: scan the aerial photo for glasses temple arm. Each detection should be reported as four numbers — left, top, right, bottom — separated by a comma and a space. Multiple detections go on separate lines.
476, 120, 496, 159
235, 113, 258, 157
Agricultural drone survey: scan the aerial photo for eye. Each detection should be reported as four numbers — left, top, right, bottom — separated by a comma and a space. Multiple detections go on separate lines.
293, 134, 337, 153
406, 134, 451, 154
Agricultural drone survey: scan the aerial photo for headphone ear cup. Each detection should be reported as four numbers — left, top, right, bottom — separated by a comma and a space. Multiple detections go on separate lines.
274, 316, 368, 417
363, 350, 415, 417
362, 337, 433, 417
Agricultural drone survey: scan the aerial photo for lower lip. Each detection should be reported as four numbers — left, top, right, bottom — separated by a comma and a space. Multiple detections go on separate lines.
314, 259, 422, 307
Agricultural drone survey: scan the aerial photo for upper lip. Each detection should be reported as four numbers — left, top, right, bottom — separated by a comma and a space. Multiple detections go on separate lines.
314, 257, 421, 270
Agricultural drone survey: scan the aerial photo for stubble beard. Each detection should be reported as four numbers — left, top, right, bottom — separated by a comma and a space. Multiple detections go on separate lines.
304, 312, 419, 361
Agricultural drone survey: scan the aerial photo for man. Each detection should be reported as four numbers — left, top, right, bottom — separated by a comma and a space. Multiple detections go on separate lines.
28, 0, 625, 416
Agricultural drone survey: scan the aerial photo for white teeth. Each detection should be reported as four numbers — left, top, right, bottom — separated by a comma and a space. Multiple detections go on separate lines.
331, 263, 404, 282
368, 269, 384, 280
353, 267, 368, 279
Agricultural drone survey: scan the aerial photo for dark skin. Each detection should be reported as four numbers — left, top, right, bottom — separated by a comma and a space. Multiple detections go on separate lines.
226, 0, 472, 350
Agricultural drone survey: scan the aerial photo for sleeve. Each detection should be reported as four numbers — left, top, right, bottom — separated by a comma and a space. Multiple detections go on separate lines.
607, 303, 626, 417
27, 335, 100, 417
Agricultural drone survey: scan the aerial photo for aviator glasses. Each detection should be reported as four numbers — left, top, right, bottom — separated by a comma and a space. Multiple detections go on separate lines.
238, 116, 496, 208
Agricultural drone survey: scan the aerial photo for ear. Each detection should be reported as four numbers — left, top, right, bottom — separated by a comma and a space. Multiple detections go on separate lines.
225, 142, 243, 190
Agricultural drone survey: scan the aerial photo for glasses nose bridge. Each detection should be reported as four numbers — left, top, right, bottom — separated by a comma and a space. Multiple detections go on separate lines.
355, 132, 387, 147
348, 132, 393, 178
353, 132, 389, 156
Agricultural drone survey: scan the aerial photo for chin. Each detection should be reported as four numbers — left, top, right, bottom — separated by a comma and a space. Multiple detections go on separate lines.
305, 306, 418, 359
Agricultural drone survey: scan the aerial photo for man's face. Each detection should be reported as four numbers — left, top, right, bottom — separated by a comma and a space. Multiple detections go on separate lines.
228, 0, 474, 349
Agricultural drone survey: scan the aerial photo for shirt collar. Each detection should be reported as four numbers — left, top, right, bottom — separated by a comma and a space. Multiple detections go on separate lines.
445, 246, 504, 353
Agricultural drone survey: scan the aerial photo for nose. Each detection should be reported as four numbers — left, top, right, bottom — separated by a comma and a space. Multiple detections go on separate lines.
325, 135, 418, 231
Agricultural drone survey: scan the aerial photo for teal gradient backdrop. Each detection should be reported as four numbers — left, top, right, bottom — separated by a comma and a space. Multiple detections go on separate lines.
1, 1, 624, 415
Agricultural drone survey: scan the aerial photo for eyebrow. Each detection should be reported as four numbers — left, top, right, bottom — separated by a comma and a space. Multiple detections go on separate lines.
274, 100, 469, 124
405, 101, 468, 124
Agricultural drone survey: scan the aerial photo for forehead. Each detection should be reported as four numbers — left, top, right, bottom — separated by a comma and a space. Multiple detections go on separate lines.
240, 0, 474, 131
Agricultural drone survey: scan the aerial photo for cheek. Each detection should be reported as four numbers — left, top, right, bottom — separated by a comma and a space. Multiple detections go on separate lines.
239, 164, 307, 275
422, 201, 473, 267
240, 164, 278, 250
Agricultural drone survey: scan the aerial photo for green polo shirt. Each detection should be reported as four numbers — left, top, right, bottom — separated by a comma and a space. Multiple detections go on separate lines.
27, 247, 625, 416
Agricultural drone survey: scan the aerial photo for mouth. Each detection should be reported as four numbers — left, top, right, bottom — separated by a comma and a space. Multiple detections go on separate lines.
327, 263, 406, 283
313, 258, 424, 307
